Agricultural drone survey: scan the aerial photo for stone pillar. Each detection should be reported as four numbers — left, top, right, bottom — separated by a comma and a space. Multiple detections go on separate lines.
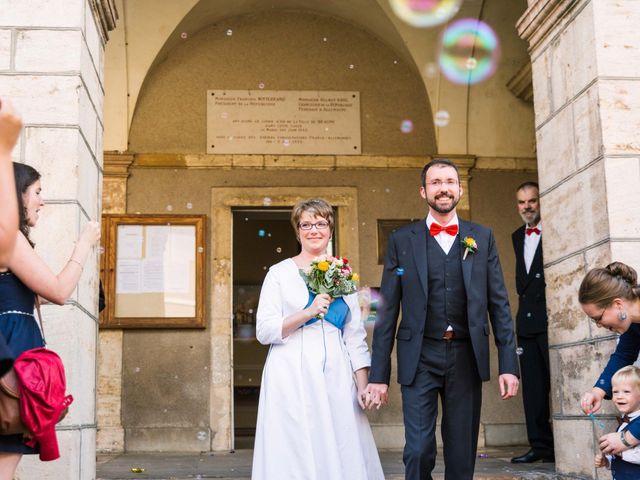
0, 1, 117, 477
518, 1, 640, 478
96, 153, 132, 453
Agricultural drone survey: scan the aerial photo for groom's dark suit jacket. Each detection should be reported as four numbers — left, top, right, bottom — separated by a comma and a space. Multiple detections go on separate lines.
370, 218, 519, 386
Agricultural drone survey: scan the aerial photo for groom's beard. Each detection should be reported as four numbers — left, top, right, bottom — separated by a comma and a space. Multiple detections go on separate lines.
427, 192, 460, 214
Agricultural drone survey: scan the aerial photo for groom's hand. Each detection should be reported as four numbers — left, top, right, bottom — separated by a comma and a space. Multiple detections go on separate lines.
498, 374, 519, 399
365, 383, 388, 410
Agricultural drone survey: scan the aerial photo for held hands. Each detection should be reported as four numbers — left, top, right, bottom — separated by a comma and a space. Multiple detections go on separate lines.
306, 293, 332, 318
364, 383, 388, 410
498, 374, 519, 400
599, 431, 627, 456
0, 99, 22, 156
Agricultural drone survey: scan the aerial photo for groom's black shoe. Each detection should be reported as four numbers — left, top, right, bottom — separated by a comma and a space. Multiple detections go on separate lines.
510, 449, 555, 463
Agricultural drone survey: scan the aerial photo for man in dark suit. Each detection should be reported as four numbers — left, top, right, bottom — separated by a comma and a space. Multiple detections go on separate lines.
510, 182, 555, 464
366, 159, 520, 480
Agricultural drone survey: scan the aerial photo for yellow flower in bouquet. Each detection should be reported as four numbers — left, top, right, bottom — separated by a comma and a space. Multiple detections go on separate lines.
299, 256, 359, 297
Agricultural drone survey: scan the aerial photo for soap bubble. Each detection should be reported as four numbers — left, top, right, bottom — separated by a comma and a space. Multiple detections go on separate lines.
516, 347, 524, 356
396, 267, 405, 276
400, 119, 414, 134
258, 82, 265, 89
226, 29, 233, 36
186, 202, 193, 209
258, 229, 266, 237
276, 247, 282, 253
263, 197, 272, 206
166, 205, 173, 212
438, 18, 501, 85
434, 110, 450, 127
180, 32, 188, 39
424, 62, 438, 78
389, 0, 463, 28
349, 64, 355, 70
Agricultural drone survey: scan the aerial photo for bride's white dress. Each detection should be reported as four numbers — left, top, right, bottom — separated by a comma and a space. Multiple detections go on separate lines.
251, 258, 384, 480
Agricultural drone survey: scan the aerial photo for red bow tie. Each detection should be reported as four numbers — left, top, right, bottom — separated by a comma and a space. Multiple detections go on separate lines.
430, 223, 458, 237
526, 227, 541, 236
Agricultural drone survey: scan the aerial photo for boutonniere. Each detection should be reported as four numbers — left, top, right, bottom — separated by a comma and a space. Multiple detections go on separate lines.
461, 236, 478, 260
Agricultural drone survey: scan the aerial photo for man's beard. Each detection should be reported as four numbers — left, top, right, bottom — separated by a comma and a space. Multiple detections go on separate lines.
427, 193, 459, 214
520, 209, 540, 225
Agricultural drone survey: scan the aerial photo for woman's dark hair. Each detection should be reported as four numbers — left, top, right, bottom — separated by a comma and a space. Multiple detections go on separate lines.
13, 162, 41, 245
578, 261, 640, 308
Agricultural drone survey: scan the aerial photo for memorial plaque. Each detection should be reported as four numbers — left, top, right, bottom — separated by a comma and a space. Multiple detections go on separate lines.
207, 90, 361, 155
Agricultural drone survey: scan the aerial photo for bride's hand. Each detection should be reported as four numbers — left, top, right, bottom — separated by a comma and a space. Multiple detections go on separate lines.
306, 293, 332, 318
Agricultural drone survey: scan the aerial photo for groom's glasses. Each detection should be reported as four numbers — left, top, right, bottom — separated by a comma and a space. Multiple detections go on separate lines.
298, 221, 330, 231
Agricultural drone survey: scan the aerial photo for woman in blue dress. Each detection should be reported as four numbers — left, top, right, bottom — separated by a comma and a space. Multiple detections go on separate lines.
579, 262, 640, 478
0, 162, 100, 478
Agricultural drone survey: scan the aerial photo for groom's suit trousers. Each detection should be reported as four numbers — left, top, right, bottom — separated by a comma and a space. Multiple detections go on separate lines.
401, 337, 482, 480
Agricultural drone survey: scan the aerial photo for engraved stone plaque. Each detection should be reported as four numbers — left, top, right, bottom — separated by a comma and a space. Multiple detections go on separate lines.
207, 90, 361, 155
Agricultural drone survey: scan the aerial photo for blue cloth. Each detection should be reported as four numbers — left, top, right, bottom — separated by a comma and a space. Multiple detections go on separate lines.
595, 324, 640, 441
611, 455, 640, 479
303, 292, 349, 331
0, 270, 44, 454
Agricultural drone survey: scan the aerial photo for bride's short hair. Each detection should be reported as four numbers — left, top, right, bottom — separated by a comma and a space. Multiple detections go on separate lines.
290, 198, 334, 240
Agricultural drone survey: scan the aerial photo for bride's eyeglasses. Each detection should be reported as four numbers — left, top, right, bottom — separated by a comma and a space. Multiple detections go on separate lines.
298, 221, 330, 231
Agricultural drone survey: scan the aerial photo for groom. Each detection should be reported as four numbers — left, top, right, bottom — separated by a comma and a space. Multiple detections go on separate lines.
366, 159, 520, 480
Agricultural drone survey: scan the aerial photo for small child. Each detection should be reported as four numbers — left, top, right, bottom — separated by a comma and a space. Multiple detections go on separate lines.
595, 365, 640, 479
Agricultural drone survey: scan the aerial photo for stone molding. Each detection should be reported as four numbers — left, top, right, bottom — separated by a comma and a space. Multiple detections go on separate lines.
506, 62, 534, 103
516, 0, 583, 51
127, 152, 534, 172
88, 0, 119, 45
104, 152, 134, 177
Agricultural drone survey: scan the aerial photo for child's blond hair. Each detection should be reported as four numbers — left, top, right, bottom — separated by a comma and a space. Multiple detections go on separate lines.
612, 365, 640, 390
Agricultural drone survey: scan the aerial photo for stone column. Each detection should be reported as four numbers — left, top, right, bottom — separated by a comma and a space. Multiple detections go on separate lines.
518, 1, 640, 478
96, 153, 133, 453
0, 1, 117, 478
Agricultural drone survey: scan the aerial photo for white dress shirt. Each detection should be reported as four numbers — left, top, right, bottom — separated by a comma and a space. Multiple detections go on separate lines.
524, 222, 541, 274
619, 409, 640, 465
426, 213, 459, 255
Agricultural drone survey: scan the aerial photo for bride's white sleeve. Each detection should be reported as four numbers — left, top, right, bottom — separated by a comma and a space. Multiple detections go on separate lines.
342, 293, 371, 372
256, 267, 290, 345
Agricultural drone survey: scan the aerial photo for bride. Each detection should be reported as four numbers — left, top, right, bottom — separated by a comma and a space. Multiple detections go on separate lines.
251, 198, 384, 480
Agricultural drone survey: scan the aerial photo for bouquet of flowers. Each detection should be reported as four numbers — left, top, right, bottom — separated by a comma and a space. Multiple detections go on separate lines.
299, 256, 360, 298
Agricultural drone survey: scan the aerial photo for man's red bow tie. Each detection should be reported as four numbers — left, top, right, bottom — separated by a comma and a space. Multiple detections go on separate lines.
430, 223, 458, 237
526, 227, 541, 236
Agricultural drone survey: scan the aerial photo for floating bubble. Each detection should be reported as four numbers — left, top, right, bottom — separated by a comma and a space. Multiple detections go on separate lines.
244, 217, 249, 221
248, 309, 253, 314
438, 18, 501, 85
197, 431, 207, 441
258, 82, 265, 89
400, 119, 414, 134
393, 60, 398, 65
477, 453, 489, 458
166, 205, 173, 212
349, 64, 355, 69
267, 233, 272, 237
186, 202, 193, 209
389, 0, 463, 28
197, 246, 204, 253
226, 29, 233, 36
258, 229, 266, 237
134, 367, 140, 373
98, 246, 105, 255
424, 62, 439, 78
516, 347, 524, 355
276, 247, 282, 253
359, 287, 385, 323
322, 37, 328, 42
221, 112, 228, 119
180, 32, 188, 39
263, 197, 272, 206
434, 110, 450, 127
385, 188, 391, 193
396, 267, 405, 276
262, 266, 267, 270
283, 139, 290, 147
